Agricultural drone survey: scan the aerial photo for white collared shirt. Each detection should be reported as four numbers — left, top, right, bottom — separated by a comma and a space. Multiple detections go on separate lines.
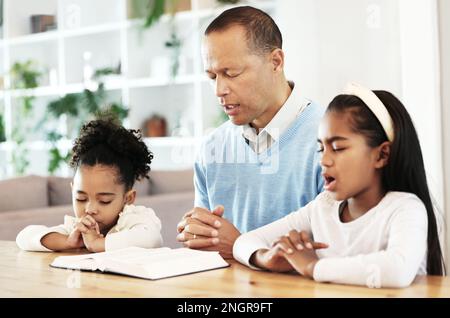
242, 81, 311, 154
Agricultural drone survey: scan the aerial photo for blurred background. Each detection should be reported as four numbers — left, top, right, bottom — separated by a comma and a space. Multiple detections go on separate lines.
0, 0, 448, 256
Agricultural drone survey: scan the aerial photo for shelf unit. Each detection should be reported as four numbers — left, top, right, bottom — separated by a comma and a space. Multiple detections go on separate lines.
0, 0, 276, 179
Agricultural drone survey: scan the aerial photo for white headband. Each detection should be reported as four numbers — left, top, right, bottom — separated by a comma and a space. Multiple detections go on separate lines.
343, 82, 395, 142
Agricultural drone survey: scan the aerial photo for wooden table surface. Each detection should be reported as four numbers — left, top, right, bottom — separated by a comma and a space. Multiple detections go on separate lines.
1, 240, 449, 298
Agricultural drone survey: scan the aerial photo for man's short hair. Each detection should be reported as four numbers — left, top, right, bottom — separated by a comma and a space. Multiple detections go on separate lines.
205, 6, 283, 55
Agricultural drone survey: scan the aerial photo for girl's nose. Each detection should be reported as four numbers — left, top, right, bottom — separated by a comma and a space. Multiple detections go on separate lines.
85, 202, 98, 215
320, 152, 333, 167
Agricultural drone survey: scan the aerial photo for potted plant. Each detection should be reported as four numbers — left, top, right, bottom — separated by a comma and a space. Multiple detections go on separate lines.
9, 60, 43, 175
138, 0, 241, 79
43, 66, 128, 174
128, 0, 191, 28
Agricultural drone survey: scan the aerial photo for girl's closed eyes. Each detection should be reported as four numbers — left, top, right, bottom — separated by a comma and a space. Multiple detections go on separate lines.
234, 84, 445, 288
17, 119, 163, 254
317, 143, 347, 153
75, 198, 113, 205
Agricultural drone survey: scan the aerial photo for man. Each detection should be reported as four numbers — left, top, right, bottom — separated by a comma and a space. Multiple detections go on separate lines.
177, 6, 324, 258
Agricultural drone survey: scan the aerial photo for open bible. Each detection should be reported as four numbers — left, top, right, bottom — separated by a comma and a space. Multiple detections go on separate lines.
50, 247, 229, 280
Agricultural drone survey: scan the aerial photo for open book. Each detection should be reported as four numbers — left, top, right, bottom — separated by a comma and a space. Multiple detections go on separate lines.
50, 247, 229, 280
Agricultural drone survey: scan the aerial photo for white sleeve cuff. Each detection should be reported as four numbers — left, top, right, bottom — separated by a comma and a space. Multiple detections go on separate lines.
16, 225, 66, 252
233, 234, 266, 270
312, 258, 333, 282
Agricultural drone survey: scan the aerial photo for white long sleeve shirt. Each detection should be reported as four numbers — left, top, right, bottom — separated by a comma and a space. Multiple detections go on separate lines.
16, 204, 163, 252
233, 191, 428, 288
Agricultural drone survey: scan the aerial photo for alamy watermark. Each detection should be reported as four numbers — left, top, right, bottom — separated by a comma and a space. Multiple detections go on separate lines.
170, 126, 280, 175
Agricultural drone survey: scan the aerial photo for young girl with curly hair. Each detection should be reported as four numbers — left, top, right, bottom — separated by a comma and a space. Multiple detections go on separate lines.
16, 119, 163, 252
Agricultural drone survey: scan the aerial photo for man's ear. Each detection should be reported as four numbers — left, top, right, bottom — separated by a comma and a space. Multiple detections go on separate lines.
374, 141, 391, 169
125, 190, 136, 205
270, 48, 284, 73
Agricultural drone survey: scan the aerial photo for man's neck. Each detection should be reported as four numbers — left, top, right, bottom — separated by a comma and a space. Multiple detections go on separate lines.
250, 81, 293, 134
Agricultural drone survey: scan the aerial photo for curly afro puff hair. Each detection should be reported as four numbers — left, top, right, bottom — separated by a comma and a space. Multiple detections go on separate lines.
70, 119, 153, 190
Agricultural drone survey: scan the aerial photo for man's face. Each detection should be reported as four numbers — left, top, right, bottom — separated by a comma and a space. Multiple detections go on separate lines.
202, 25, 277, 127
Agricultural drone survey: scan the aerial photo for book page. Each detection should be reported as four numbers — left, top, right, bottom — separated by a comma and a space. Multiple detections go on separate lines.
50, 247, 229, 280
50, 247, 170, 270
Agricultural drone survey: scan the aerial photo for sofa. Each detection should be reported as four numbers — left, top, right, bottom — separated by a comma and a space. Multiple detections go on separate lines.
0, 170, 194, 248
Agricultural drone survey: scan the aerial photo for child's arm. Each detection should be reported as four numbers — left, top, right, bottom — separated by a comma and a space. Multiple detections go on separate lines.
249, 248, 295, 273
252, 231, 328, 273
286, 201, 428, 288
40, 231, 84, 251
82, 233, 105, 253
233, 203, 313, 269
85, 206, 163, 252
75, 215, 105, 253
16, 224, 75, 252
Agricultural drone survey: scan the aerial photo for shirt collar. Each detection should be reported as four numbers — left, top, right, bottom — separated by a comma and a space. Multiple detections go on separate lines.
242, 81, 306, 142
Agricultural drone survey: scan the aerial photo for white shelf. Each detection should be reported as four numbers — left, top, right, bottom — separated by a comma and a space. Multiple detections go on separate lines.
127, 74, 203, 89
0, 0, 277, 178
0, 137, 198, 152
1, 15, 189, 48
8, 86, 61, 98
0, 139, 72, 151
1, 30, 59, 47
196, 0, 275, 19
3, 75, 207, 98
126, 11, 197, 28
144, 137, 198, 147
62, 22, 124, 39
0, 142, 12, 151
6, 83, 96, 98
0, 1, 277, 47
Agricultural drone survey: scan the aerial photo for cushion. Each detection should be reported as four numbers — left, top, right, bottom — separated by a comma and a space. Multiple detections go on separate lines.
0, 204, 72, 241
0, 175, 48, 212
134, 191, 194, 248
149, 169, 194, 195
134, 178, 151, 196
48, 176, 73, 206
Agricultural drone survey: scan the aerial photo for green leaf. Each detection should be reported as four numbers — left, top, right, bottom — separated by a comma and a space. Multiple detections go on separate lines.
0, 113, 5, 142
144, 0, 166, 28
48, 147, 63, 174
95, 103, 129, 123
10, 60, 42, 89
43, 65, 130, 173
47, 94, 80, 117
48, 147, 72, 174
93, 63, 121, 80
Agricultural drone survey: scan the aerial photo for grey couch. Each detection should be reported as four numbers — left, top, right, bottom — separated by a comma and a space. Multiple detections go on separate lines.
0, 170, 194, 248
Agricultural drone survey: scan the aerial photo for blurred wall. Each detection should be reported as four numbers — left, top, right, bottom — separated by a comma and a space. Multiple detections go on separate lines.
438, 0, 450, 264
277, 0, 402, 107
276, 0, 444, 216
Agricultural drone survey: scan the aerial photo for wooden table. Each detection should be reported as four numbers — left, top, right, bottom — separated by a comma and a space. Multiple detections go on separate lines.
1, 240, 449, 298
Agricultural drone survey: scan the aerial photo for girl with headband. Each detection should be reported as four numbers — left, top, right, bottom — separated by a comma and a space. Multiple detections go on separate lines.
233, 83, 445, 288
